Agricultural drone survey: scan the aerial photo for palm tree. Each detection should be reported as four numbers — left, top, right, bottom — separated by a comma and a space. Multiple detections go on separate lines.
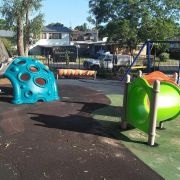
1, 0, 25, 56
23, 0, 42, 56
1, 0, 43, 56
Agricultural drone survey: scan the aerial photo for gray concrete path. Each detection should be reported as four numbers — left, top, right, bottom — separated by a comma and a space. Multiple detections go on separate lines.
57, 78, 124, 95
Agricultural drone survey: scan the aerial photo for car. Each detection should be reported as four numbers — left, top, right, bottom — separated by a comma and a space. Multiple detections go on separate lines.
83, 53, 133, 71
98, 53, 114, 69
98, 53, 133, 69
83, 59, 100, 70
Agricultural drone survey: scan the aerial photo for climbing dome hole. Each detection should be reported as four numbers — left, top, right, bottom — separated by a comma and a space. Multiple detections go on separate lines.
35, 78, 47, 86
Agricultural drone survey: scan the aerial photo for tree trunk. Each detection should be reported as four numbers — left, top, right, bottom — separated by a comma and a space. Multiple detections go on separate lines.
17, 17, 24, 56
24, 9, 30, 56
129, 46, 134, 59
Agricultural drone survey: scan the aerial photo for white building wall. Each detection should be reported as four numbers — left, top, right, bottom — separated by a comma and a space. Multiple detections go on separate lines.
29, 32, 70, 55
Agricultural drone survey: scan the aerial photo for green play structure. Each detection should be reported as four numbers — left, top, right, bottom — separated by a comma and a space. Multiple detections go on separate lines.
127, 78, 180, 133
121, 71, 180, 146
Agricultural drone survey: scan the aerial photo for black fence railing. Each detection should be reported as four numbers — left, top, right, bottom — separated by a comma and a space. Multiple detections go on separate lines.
44, 57, 87, 70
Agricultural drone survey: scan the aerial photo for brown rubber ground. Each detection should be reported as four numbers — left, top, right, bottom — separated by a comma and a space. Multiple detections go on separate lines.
0, 82, 163, 180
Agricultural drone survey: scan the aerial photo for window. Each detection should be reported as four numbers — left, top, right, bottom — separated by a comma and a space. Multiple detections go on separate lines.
49, 33, 62, 39
41, 33, 47, 39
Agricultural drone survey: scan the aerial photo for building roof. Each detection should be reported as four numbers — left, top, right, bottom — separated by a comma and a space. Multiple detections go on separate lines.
43, 25, 71, 33
0, 30, 14, 37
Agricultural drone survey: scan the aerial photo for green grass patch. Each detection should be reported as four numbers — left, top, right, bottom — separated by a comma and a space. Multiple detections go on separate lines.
92, 94, 180, 180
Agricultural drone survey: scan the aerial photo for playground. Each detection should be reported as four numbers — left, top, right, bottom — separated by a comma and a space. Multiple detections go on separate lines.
0, 76, 179, 179
0, 78, 164, 180
0, 53, 179, 179
0, 0, 179, 177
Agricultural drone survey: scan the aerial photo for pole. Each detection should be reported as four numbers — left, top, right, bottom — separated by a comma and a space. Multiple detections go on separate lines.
138, 70, 143, 77
77, 45, 80, 69
173, 72, 178, 83
178, 60, 180, 85
147, 39, 151, 73
121, 74, 131, 129
47, 53, 50, 68
79, 56, 80, 69
159, 121, 164, 129
148, 80, 160, 146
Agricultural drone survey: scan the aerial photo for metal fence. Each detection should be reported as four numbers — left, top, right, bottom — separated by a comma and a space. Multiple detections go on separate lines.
42, 57, 87, 70
32, 55, 154, 72
32, 54, 179, 74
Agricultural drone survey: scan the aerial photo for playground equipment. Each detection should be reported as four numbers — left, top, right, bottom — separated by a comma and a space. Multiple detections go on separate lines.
57, 69, 97, 80
121, 40, 180, 82
121, 71, 180, 146
0, 40, 9, 61
0, 56, 59, 104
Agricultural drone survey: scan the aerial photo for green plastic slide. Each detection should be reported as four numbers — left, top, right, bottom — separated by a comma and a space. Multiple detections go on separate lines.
126, 77, 180, 133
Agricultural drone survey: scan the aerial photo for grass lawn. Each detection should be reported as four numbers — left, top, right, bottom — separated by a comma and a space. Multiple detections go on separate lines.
92, 94, 180, 180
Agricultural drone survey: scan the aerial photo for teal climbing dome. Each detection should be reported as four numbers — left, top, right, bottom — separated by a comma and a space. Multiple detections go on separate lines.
3, 57, 59, 104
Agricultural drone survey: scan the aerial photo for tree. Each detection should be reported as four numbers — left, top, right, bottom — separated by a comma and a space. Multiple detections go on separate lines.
105, 19, 138, 55
87, 0, 111, 41
88, 0, 180, 50
1, 0, 43, 56
0, 37, 17, 57
139, 18, 180, 41
1, 0, 25, 56
0, 19, 7, 29
0, 18, 16, 56
23, 0, 43, 56
29, 13, 44, 40
47, 22, 64, 27
74, 23, 88, 31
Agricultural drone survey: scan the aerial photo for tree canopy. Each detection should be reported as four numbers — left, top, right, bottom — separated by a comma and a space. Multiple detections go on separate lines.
0, 19, 8, 30
1, 0, 44, 56
47, 22, 64, 27
74, 23, 88, 31
88, 0, 180, 48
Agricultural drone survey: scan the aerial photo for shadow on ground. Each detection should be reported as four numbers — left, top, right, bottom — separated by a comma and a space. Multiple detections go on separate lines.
0, 86, 13, 103
0, 85, 146, 145
29, 100, 147, 145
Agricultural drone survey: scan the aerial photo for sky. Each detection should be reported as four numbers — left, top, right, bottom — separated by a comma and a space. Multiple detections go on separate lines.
0, 0, 92, 28
41, 0, 92, 28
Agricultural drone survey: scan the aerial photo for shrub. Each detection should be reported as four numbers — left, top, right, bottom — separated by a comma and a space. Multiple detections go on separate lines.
97, 69, 115, 78
1, 37, 17, 56
159, 52, 169, 62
